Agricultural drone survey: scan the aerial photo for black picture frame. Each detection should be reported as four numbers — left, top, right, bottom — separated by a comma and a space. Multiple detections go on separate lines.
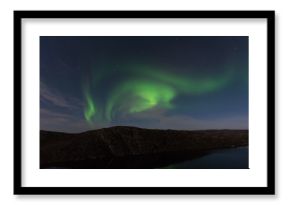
14, 10, 275, 195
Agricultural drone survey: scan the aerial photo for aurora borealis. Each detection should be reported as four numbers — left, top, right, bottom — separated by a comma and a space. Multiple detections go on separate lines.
40, 36, 248, 132
84, 64, 234, 124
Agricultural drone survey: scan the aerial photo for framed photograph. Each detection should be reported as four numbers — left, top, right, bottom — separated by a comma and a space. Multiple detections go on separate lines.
14, 11, 275, 195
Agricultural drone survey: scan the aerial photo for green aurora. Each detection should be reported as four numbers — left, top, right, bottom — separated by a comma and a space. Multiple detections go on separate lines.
83, 64, 235, 124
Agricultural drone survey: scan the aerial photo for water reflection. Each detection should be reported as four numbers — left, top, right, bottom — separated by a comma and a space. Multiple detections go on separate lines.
163, 146, 248, 169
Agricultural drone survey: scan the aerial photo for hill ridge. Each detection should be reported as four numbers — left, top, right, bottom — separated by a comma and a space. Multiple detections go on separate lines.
40, 126, 248, 169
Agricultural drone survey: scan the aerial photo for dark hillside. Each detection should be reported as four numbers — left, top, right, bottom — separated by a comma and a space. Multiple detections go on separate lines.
40, 126, 248, 169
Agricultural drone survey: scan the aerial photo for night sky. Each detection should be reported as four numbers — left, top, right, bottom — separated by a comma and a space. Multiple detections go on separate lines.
40, 36, 248, 132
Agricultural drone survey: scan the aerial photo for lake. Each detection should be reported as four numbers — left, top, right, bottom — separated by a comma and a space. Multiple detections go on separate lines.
45, 146, 248, 169
164, 146, 248, 169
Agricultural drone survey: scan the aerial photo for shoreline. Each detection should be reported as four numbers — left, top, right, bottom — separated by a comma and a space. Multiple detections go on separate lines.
41, 127, 248, 169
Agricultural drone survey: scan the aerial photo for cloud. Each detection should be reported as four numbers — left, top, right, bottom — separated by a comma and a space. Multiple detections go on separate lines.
40, 82, 82, 109
128, 108, 248, 130
40, 108, 86, 133
40, 83, 107, 132
155, 115, 248, 130
40, 108, 74, 121
40, 108, 106, 133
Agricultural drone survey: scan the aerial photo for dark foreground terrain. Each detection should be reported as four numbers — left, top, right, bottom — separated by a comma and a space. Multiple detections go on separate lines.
40, 126, 248, 169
